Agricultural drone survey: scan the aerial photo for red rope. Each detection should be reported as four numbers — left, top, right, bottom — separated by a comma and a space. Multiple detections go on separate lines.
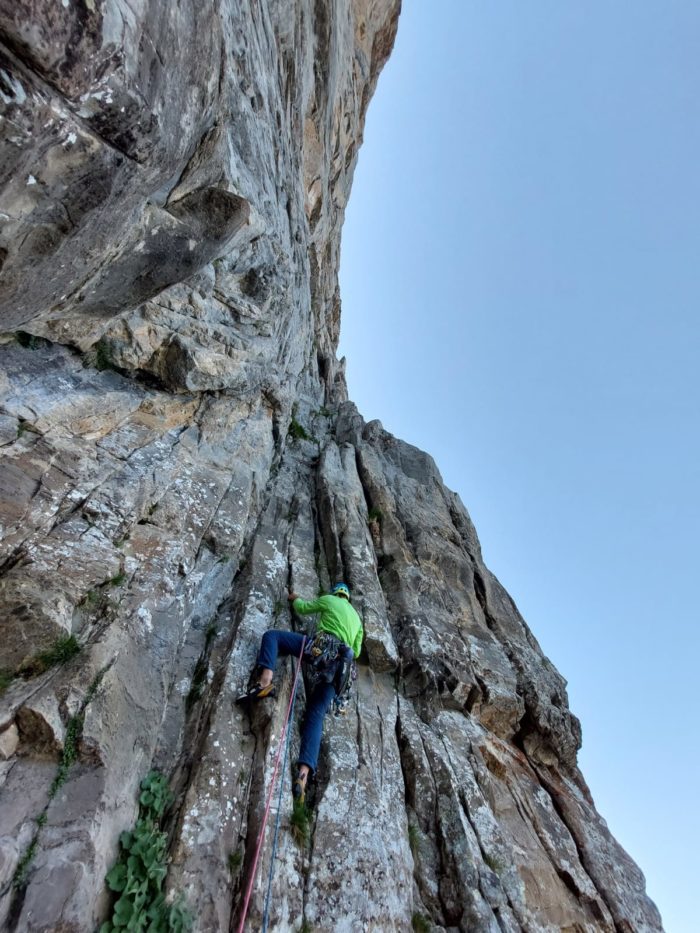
236, 638, 305, 933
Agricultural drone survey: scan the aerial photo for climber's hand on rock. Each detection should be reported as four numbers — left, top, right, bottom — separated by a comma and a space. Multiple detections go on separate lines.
288, 591, 299, 602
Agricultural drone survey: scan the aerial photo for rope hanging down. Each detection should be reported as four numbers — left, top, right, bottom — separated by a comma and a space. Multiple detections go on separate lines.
236, 637, 306, 933
261, 646, 304, 933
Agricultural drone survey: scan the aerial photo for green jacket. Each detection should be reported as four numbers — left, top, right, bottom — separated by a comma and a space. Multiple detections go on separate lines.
292, 594, 363, 659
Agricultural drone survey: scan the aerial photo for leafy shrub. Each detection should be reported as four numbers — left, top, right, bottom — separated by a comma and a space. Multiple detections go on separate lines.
101, 771, 191, 932
138, 771, 173, 818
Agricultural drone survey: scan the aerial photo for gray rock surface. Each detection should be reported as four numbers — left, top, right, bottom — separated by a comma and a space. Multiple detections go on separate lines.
0, 2, 663, 931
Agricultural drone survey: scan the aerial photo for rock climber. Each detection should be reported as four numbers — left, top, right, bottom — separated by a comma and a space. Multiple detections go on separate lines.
237, 582, 363, 803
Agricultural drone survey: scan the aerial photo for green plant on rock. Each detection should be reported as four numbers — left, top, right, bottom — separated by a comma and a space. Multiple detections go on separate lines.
483, 851, 505, 875
412, 913, 431, 933
290, 799, 311, 846
49, 711, 82, 796
228, 850, 242, 873
0, 669, 14, 695
367, 507, 383, 525
92, 340, 117, 372
80, 581, 121, 618
15, 331, 41, 349
13, 836, 39, 889
19, 634, 80, 676
13, 668, 108, 889
288, 417, 312, 442
50, 668, 106, 798
80, 587, 110, 615
83, 588, 102, 605
101, 771, 191, 933
185, 656, 208, 711
138, 771, 173, 817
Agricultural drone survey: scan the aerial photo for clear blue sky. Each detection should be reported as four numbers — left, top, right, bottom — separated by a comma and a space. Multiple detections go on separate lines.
339, 3, 699, 930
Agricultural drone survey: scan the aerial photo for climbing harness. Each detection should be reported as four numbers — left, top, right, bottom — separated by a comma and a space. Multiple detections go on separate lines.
303, 631, 345, 687
236, 637, 305, 933
303, 630, 356, 714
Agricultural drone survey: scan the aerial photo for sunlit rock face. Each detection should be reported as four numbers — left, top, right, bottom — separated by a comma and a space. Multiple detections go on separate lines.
0, 2, 663, 931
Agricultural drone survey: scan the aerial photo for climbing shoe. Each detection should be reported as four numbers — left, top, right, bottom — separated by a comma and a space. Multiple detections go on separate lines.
292, 773, 307, 805
235, 682, 276, 705
333, 695, 349, 716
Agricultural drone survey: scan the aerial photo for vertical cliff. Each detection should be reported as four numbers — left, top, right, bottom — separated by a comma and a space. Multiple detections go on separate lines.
0, 2, 663, 931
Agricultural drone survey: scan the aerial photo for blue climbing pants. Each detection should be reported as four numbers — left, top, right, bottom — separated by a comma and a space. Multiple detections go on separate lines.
257, 629, 337, 773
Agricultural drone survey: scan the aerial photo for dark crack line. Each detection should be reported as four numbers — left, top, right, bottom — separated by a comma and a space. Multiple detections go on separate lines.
394, 701, 443, 929
376, 702, 385, 790
451, 752, 522, 927
532, 765, 623, 932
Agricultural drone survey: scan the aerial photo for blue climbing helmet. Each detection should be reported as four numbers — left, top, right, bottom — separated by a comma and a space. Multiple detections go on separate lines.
331, 582, 350, 600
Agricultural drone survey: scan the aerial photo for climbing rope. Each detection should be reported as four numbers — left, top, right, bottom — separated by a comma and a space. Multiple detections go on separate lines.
261, 643, 304, 933
236, 637, 305, 933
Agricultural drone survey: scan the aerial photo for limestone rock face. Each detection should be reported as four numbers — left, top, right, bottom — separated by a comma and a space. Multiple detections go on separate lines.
0, 2, 663, 932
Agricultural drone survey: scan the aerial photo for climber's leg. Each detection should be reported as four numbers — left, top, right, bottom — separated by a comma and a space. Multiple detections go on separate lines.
297, 680, 336, 774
